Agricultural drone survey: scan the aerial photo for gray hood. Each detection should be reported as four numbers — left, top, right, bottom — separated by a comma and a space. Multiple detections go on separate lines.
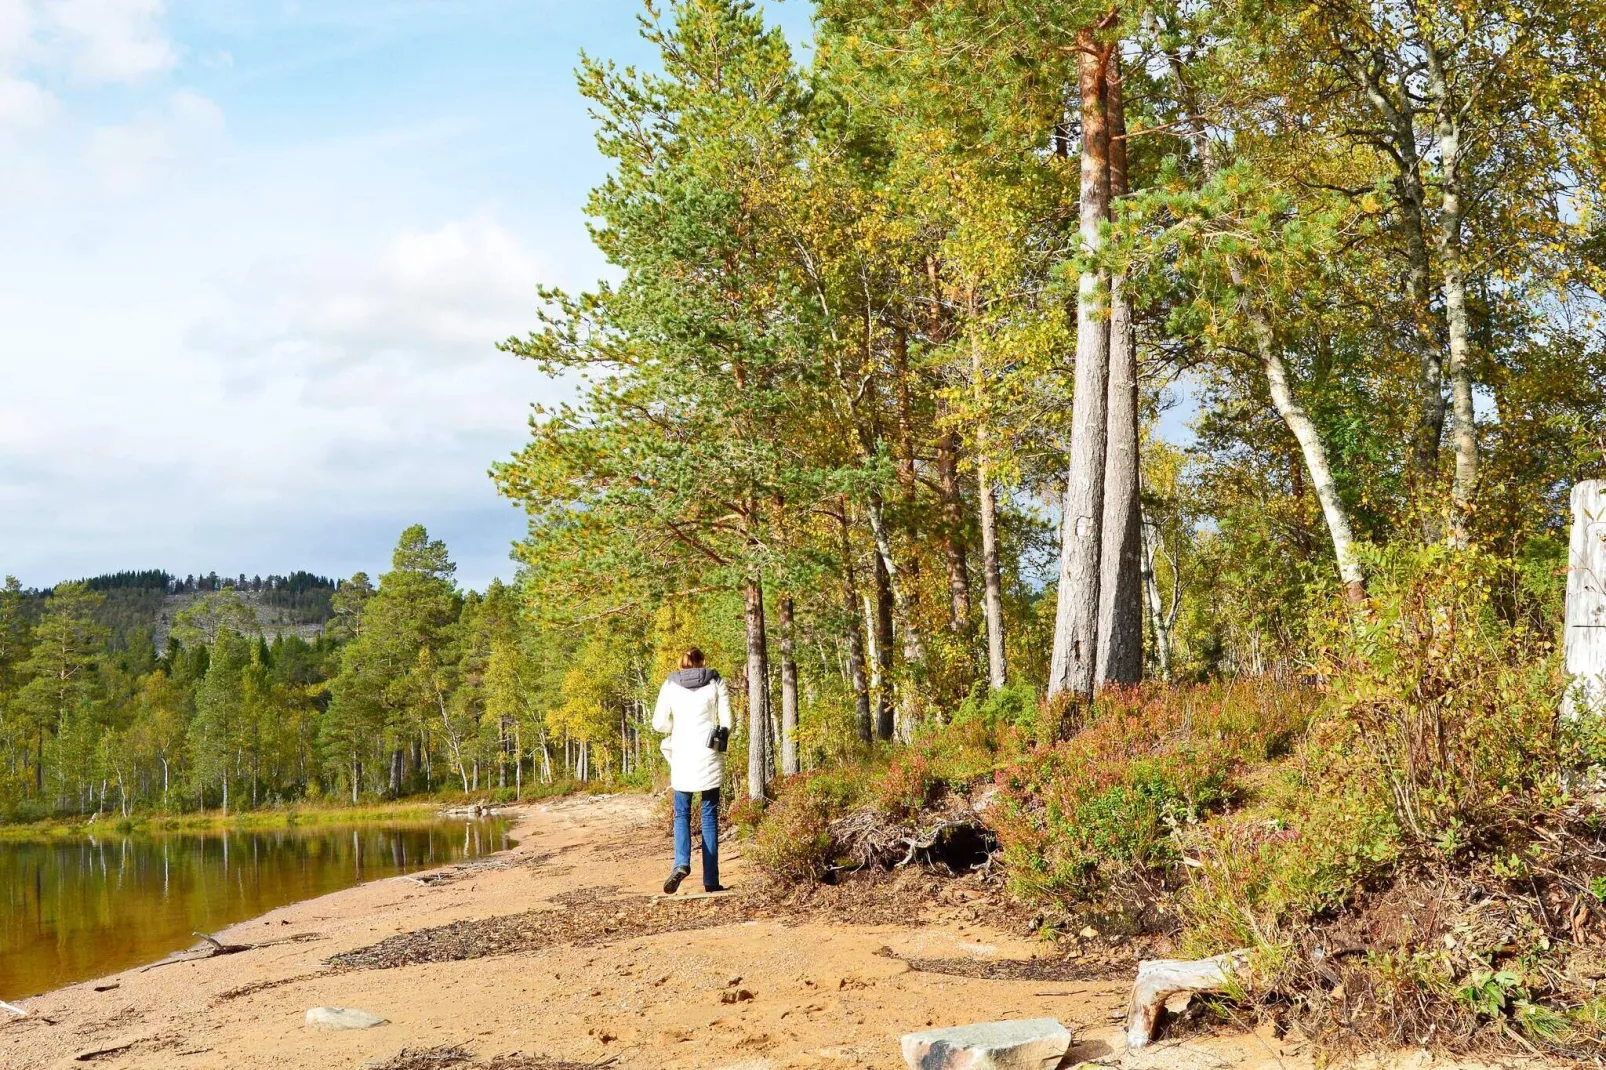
668, 668, 721, 689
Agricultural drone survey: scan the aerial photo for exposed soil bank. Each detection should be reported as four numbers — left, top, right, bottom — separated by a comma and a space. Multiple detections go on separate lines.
0, 794, 1471, 1070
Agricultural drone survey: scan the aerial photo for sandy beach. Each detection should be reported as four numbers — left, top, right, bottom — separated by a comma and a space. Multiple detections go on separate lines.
0, 793, 1311, 1070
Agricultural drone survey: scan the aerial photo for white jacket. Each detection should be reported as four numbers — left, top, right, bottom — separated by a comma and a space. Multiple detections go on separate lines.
652, 676, 733, 793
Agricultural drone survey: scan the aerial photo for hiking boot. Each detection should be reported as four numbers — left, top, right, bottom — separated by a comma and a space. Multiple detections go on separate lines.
663, 865, 691, 894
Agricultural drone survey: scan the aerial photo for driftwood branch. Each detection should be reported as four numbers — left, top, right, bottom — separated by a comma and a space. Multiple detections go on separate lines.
139, 932, 253, 972
1126, 950, 1249, 1048
73, 1040, 140, 1062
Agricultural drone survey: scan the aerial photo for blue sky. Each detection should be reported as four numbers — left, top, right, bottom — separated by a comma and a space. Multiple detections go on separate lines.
0, 0, 811, 591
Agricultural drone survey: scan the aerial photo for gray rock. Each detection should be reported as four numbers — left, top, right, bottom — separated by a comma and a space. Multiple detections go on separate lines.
305, 1006, 388, 1030
901, 1019, 1072, 1070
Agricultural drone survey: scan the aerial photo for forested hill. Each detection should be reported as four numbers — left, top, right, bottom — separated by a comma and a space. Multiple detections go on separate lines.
30, 571, 338, 651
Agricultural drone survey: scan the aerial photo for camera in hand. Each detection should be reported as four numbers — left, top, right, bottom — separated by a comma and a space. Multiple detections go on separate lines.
707, 726, 730, 752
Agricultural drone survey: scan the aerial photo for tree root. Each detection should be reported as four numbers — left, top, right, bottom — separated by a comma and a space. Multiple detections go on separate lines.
828, 806, 995, 873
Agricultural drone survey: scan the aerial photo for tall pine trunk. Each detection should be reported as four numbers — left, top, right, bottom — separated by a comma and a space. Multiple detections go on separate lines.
744, 579, 771, 800
1096, 49, 1143, 687
971, 325, 1008, 690
1049, 33, 1114, 702
779, 596, 799, 775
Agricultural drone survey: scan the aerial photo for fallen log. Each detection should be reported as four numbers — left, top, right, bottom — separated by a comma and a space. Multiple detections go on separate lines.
1125, 949, 1249, 1049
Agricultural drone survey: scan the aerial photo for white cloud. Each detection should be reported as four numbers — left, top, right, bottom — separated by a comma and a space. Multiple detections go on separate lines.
41, 0, 175, 83
201, 217, 545, 377
0, 0, 175, 133
86, 88, 222, 191
0, 209, 561, 588
0, 1, 36, 62
0, 72, 55, 126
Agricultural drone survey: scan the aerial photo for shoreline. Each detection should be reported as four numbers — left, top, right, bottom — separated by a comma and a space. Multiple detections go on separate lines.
0, 790, 583, 842
0, 803, 534, 1007
0, 793, 1414, 1070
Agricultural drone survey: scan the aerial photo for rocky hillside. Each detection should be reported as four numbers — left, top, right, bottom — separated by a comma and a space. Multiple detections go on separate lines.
70, 570, 338, 650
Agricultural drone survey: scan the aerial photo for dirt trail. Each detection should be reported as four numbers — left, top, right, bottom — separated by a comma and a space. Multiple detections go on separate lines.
0, 794, 1309, 1070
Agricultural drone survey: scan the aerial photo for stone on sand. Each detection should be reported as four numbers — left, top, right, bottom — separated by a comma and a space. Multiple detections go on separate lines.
901, 1018, 1072, 1070
305, 1006, 388, 1030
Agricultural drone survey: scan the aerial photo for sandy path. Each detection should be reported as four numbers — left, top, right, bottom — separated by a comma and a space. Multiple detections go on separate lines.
0, 794, 1304, 1070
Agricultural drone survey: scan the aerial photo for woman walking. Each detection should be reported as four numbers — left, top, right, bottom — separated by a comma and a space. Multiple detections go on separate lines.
652, 648, 732, 894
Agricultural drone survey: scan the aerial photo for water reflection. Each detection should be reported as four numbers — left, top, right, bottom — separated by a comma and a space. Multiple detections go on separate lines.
0, 819, 510, 1000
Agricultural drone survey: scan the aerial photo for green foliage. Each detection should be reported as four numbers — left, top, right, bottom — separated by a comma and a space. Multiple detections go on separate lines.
0, 525, 660, 822
993, 681, 1313, 908
748, 776, 839, 881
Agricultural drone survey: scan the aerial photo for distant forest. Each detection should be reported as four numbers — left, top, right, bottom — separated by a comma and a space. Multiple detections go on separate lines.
9, 570, 341, 656
0, 529, 620, 822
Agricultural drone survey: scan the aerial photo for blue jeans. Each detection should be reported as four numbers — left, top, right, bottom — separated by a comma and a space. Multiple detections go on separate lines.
672, 788, 720, 889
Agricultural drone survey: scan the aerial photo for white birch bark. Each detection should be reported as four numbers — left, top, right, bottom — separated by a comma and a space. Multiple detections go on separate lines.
744, 579, 771, 800
971, 331, 1008, 691
779, 595, 799, 776
1426, 44, 1479, 546
1565, 481, 1606, 719
1234, 265, 1365, 599
1140, 509, 1173, 680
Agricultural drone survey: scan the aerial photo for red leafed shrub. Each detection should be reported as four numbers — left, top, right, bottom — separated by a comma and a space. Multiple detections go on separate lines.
992, 679, 1314, 908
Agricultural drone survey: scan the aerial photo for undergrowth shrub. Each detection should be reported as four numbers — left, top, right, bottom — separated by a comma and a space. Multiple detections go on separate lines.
1171, 547, 1606, 1055
993, 679, 1314, 910
748, 774, 838, 881
873, 752, 941, 820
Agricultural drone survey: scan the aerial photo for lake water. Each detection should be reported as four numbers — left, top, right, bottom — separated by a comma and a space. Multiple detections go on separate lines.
0, 819, 511, 1001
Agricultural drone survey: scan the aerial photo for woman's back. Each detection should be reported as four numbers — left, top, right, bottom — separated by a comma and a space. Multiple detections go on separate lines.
652, 665, 732, 793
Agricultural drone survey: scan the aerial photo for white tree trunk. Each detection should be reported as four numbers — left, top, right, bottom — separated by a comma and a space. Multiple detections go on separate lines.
1237, 267, 1365, 600
778, 596, 800, 776
840, 515, 875, 742
744, 578, 771, 800
1049, 35, 1114, 702
1566, 481, 1606, 719
1140, 509, 1173, 680
971, 331, 1008, 691
1096, 51, 1143, 687
1426, 49, 1478, 546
